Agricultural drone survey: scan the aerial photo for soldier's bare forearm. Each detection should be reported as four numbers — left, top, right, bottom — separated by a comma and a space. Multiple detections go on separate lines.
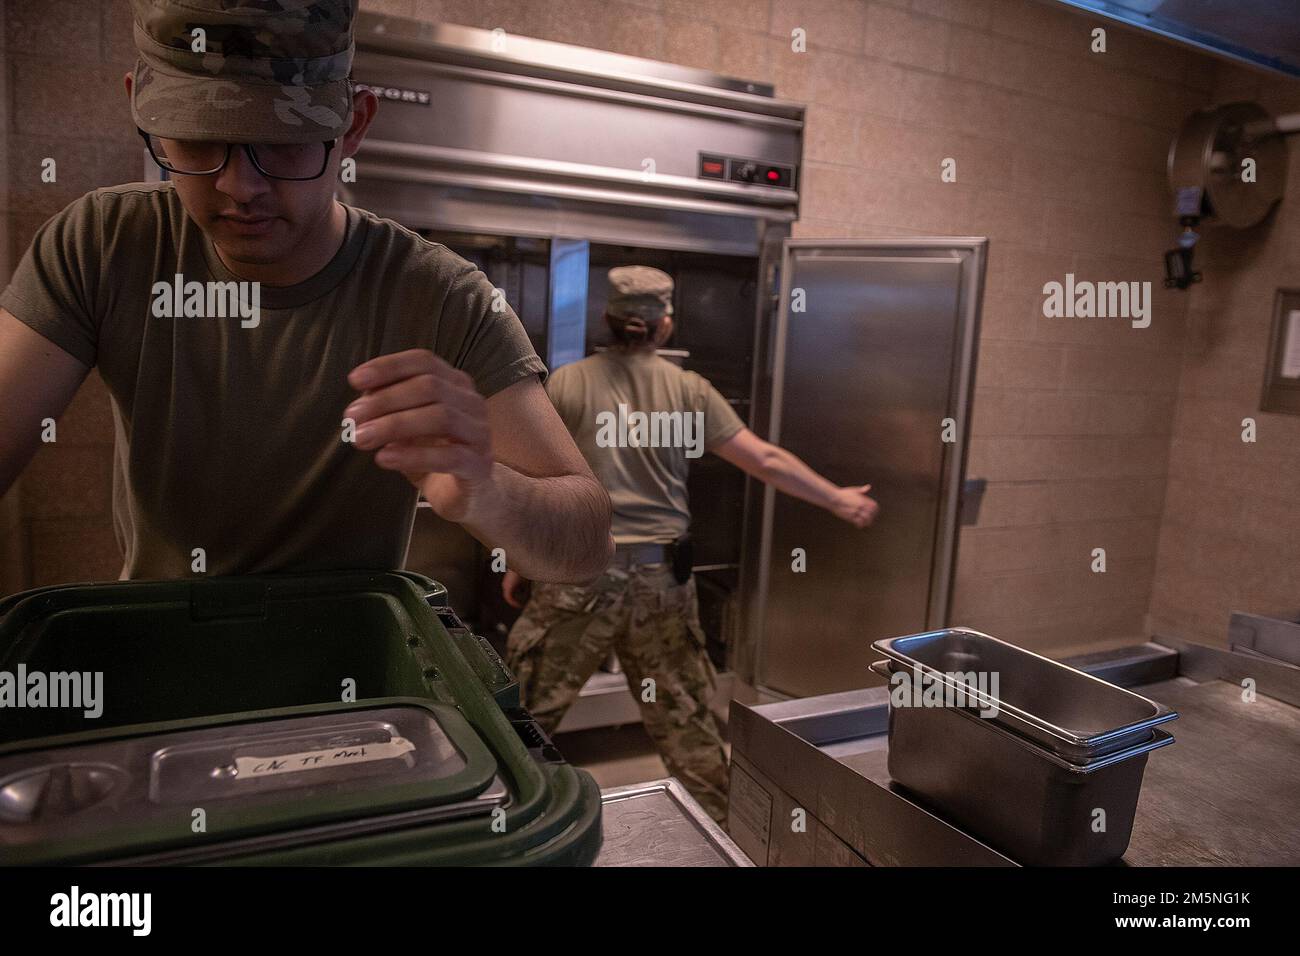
460, 462, 613, 583
757, 445, 841, 511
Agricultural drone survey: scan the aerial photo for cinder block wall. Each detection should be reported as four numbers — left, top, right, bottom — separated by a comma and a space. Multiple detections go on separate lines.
1146, 64, 1300, 647
0, 7, 21, 596
3, 0, 139, 590
0, 7, 28, 598
2, 0, 1294, 658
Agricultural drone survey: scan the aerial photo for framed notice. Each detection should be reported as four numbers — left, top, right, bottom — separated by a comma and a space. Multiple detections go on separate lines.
1262, 289, 1300, 415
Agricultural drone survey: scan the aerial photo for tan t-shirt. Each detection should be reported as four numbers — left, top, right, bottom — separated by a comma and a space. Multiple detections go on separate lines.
1, 182, 547, 578
546, 349, 744, 544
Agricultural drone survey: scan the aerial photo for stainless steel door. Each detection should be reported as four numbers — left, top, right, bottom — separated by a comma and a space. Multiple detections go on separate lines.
751, 239, 986, 698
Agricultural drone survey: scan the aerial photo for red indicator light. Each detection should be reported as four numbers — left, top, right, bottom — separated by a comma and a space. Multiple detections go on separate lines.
766, 169, 780, 181
703, 161, 723, 174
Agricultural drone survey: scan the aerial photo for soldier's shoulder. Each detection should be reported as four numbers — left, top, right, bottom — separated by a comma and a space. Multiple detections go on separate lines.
27, 183, 181, 248
662, 360, 712, 390
569, 351, 622, 372
59, 182, 180, 224
347, 205, 476, 278
548, 354, 603, 386
91, 181, 180, 210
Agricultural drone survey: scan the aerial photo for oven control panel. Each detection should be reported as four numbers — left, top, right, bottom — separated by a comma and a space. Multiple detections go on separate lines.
699, 153, 794, 189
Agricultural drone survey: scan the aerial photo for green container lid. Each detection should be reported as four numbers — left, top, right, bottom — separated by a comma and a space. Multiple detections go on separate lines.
0, 571, 601, 866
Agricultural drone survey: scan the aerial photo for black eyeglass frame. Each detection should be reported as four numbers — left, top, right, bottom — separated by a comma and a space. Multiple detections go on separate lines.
138, 128, 338, 182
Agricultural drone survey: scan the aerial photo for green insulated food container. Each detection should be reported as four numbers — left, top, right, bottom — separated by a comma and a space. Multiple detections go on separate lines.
0, 571, 601, 865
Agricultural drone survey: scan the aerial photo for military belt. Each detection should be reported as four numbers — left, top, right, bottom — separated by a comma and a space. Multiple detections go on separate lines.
610, 543, 670, 568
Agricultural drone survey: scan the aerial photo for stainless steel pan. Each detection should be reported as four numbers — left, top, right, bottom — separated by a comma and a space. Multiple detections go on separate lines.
872, 627, 1177, 762
868, 644, 1177, 865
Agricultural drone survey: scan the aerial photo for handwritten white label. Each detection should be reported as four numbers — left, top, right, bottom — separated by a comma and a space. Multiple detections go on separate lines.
1281, 309, 1300, 378
233, 737, 415, 778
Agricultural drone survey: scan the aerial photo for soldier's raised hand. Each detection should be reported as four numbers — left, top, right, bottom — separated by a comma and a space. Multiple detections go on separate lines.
346, 349, 493, 523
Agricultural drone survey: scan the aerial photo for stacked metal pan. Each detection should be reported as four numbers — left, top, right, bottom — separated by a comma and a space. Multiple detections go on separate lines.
870, 627, 1177, 866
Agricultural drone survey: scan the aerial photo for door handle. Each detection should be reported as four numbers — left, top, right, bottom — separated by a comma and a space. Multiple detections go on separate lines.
959, 478, 987, 526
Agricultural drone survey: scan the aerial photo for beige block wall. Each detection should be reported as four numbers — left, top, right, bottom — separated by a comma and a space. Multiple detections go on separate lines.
1146, 65, 1300, 648
1, 0, 1291, 662
0, 5, 25, 596
2, 0, 137, 591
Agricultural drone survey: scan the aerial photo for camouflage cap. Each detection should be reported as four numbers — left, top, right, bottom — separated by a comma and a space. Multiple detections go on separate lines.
607, 266, 674, 321
130, 0, 356, 145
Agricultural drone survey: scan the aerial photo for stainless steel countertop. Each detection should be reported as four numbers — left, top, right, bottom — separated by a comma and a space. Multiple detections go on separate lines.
734, 639, 1300, 866
829, 675, 1300, 865
594, 778, 752, 867
1122, 676, 1300, 865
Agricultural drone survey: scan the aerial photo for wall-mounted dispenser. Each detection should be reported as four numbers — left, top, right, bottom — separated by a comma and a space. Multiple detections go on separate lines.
1165, 102, 1291, 289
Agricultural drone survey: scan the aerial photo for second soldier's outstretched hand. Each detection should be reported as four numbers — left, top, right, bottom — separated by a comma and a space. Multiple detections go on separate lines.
831, 484, 879, 528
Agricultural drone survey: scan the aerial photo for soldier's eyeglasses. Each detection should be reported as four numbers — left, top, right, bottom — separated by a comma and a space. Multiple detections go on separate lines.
139, 129, 336, 181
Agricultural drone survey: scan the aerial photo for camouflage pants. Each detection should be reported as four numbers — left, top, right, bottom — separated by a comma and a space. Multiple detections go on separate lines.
505, 564, 729, 822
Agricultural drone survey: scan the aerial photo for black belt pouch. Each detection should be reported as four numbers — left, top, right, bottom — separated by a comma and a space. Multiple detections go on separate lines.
670, 534, 694, 584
